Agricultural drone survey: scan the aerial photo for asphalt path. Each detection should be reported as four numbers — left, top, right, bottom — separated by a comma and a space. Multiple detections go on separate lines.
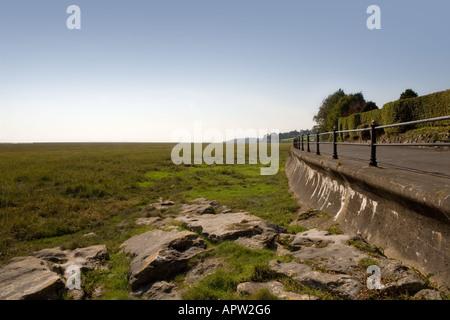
301, 143, 450, 178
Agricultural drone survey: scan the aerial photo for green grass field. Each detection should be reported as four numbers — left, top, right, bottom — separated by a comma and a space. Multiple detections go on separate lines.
0, 143, 303, 299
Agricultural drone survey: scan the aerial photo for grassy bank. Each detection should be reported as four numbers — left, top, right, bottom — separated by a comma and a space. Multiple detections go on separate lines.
0, 143, 298, 265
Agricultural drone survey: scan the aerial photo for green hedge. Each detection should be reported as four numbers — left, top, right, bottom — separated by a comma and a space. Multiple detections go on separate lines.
337, 89, 450, 135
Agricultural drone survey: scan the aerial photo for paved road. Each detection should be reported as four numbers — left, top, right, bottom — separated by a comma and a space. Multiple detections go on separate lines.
300, 143, 450, 178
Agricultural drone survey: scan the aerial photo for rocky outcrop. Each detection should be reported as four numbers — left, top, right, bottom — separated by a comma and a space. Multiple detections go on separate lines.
175, 212, 285, 249
269, 260, 362, 299
142, 281, 182, 300
0, 245, 108, 300
180, 198, 232, 215
288, 229, 368, 274
270, 228, 428, 299
237, 281, 318, 300
413, 289, 442, 300
120, 229, 207, 291
32, 245, 109, 273
378, 259, 427, 294
0, 257, 64, 300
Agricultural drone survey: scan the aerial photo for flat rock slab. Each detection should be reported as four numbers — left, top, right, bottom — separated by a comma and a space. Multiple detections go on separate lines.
289, 229, 368, 274
120, 229, 207, 290
0, 245, 109, 300
180, 198, 232, 215
0, 256, 64, 300
142, 281, 182, 300
237, 281, 318, 300
269, 260, 362, 300
378, 259, 427, 295
175, 212, 285, 249
271, 229, 428, 299
31, 245, 109, 273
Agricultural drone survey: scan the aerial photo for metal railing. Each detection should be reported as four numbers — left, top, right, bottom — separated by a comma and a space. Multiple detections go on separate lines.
293, 115, 450, 167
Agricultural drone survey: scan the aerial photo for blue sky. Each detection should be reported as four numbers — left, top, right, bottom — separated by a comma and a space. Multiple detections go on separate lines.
1, 0, 449, 142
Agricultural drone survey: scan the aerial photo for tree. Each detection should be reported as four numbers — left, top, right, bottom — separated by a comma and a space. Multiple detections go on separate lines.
324, 93, 365, 132
313, 89, 346, 131
361, 101, 379, 113
399, 89, 418, 100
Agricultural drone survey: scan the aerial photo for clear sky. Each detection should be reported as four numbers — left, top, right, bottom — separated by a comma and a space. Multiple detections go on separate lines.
1, 0, 449, 142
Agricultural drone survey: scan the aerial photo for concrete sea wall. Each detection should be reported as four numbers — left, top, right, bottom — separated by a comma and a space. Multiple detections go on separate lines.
286, 148, 450, 287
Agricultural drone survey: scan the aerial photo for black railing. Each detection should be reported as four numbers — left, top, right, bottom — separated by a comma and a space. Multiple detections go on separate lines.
292, 115, 450, 167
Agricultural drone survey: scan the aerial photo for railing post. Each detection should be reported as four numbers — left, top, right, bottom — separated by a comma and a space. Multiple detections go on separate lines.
332, 126, 338, 159
316, 132, 320, 155
369, 120, 377, 167
301, 135, 304, 151
307, 133, 310, 152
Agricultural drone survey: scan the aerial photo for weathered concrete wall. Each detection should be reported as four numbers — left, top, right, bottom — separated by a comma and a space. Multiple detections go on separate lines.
286, 147, 450, 287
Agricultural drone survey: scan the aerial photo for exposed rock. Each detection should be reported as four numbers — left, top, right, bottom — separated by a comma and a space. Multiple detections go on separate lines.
67, 289, 84, 300
143, 200, 175, 212
184, 258, 224, 284
32, 245, 109, 275
289, 229, 368, 274
135, 217, 162, 226
0, 245, 108, 300
237, 281, 318, 300
91, 285, 105, 299
378, 259, 427, 295
120, 229, 207, 290
143, 281, 182, 300
30, 247, 69, 264
175, 212, 285, 249
0, 256, 64, 300
83, 232, 97, 238
269, 260, 362, 299
413, 289, 442, 300
180, 198, 232, 215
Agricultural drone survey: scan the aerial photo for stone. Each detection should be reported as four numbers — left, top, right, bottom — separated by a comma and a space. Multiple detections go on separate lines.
0, 245, 108, 300
0, 256, 64, 300
68, 245, 109, 270
180, 198, 232, 215
184, 259, 224, 284
269, 260, 362, 299
91, 285, 105, 299
175, 212, 285, 249
379, 259, 427, 295
289, 229, 368, 274
143, 281, 182, 300
237, 281, 318, 300
413, 289, 442, 300
67, 289, 84, 300
144, 200, 175, 211
120, 229, 207, 290
32, 245, 109, 273
30, 247, 69, 264
83, 232, 97, 238
135, 217, 162, 226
